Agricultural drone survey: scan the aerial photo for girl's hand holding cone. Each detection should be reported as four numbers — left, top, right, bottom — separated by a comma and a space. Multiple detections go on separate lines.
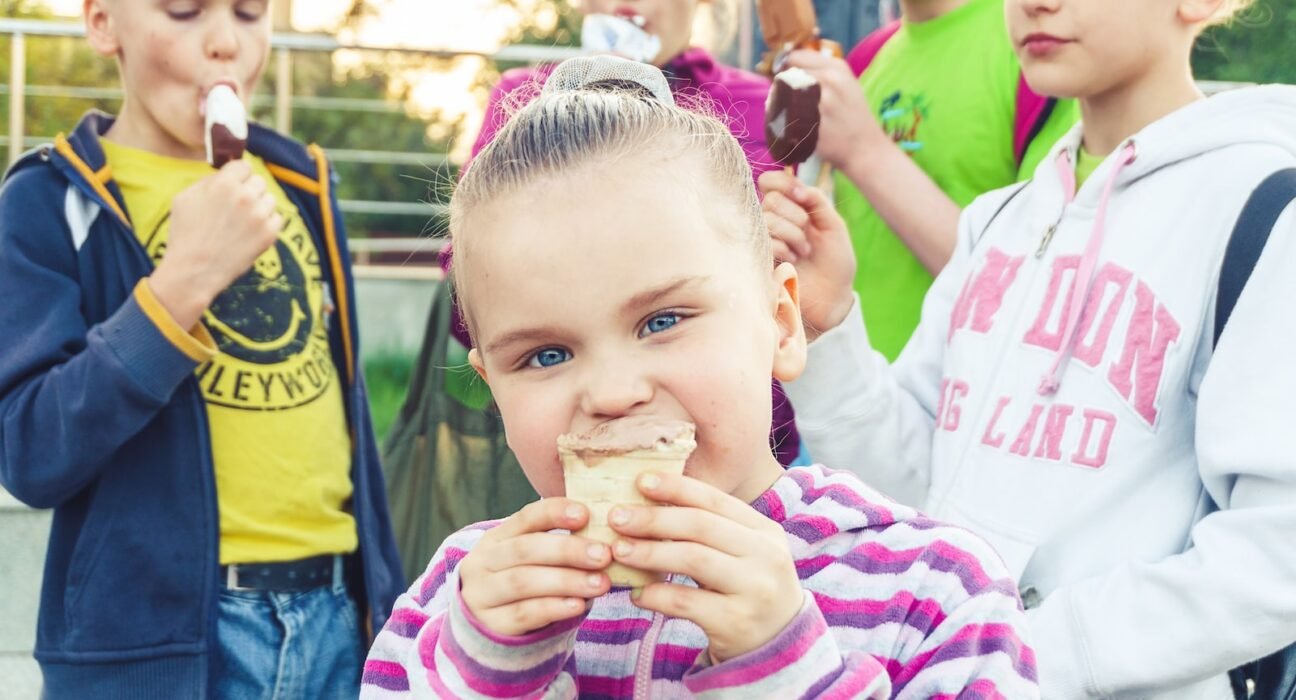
458, 499, 613, 636
607, 471, 804, 663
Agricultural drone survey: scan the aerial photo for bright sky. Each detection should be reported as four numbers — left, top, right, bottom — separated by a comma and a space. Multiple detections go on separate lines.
39, 0, 554, 157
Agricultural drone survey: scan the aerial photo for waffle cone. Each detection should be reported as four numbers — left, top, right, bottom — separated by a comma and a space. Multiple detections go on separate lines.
561, 446, 691, 588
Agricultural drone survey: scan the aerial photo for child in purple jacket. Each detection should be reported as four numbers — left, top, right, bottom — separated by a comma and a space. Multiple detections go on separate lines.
362, 55, 1036, 700
444, 0, 803, 464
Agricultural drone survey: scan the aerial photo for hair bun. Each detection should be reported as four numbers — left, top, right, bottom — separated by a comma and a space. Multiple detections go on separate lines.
542, 55, 675, 105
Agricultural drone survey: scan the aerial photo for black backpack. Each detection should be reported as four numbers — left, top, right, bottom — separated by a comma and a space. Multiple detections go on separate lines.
1220, 168, 1296, 700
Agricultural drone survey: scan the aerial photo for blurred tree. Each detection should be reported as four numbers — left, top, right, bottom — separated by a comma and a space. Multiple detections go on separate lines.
1194, 1, 1296, 84
1, 1, 121, 148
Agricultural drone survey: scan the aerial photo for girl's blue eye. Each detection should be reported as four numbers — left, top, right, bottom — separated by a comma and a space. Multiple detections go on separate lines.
528, 348, 571, 369
641, 313, 680, 337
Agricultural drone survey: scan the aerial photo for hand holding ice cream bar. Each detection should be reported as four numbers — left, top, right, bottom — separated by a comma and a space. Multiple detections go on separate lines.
204, 84, 247, 169
559, 416, 696, 589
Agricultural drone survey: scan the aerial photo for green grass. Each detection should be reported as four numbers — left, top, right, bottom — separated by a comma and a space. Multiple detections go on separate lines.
364, 351, 415, 445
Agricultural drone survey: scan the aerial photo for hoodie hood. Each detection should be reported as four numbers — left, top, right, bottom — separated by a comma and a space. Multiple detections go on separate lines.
1036, 85, 1296, 201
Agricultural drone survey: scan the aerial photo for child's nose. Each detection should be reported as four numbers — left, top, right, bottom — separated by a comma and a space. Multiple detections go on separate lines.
580, 362, 653, 419
204, 16, 240, 61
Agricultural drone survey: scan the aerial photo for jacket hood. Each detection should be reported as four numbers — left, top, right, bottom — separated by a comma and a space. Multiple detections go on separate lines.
1035, 85, 1296, 201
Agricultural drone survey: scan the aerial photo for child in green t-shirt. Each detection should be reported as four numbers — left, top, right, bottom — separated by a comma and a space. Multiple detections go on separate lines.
761, 0, 1077, 359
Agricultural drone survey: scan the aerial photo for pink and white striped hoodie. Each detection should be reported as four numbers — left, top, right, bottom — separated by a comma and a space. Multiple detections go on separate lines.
361, 464, 1038, 699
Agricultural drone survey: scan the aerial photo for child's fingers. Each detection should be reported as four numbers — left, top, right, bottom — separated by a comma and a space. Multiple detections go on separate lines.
608, 504, 751, 558
478, 531, 611, 573
757, 168, 799, 199
798, 193, 846, 240
783, 48, 837, 74
771, 239, 798, 264
468, 565, 609, 611
630, 581, 727, 629
762, 190, 810, 229
765, 214, 812, 259
480, 596, 589, 637
635, 472, 771, 531
217, 159, 254, 183
488, 498, 588, 542
612, 538, 739, 591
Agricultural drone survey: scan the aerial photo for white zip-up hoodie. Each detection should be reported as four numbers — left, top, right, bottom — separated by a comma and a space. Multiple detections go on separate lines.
786, 85, 1296, 699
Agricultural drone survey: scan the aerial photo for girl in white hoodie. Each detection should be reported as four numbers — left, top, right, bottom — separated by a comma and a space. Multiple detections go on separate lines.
759, 0, 1296, 697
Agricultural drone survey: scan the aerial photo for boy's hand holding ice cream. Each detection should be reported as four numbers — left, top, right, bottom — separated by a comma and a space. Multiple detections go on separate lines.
147, 84, 279, 329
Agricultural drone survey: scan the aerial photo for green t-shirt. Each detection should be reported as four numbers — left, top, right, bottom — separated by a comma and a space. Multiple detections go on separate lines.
835, 0, 1079, 360
1075, 148, 1103, 190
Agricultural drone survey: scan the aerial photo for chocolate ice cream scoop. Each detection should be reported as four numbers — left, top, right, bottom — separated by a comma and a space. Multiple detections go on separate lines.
558, 415, 696, 457
204, 84, 247, 169
765, 67, 821, 168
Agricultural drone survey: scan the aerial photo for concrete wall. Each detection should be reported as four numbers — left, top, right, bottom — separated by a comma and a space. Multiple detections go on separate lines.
352, 267, 439, 362
0, 489, 47, 698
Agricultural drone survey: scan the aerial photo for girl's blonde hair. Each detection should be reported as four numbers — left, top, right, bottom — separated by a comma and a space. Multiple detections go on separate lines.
1207, 0, 1257, 27
449, 56, 767, 338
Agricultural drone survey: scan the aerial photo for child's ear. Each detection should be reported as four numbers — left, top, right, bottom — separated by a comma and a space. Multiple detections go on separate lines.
84, 0, 120, 58
1177, 0, 1225, 25
771, 262, 807, 383
467, 348, 489, 384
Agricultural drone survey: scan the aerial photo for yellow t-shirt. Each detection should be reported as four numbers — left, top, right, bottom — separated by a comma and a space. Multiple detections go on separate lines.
101, 139, 357, 565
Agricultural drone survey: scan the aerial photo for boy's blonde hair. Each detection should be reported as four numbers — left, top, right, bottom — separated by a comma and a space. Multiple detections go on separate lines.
449, 56, 767, 338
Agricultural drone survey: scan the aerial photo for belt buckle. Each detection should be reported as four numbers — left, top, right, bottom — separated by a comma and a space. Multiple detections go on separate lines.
226, 564, 254, 592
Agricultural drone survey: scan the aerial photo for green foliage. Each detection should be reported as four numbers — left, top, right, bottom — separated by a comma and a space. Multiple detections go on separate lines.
265, 51, 452, 237
1, 3, 121, 146
1193, 1, 1296, 84
363, 350, 414, 444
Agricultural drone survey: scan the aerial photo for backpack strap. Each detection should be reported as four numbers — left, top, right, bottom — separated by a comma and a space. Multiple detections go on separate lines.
846, 21, 902, 77
1013, 76, 1058, 168
1214, 168, 1296, 346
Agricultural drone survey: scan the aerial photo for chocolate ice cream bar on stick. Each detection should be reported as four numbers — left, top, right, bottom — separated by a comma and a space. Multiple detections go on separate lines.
757, 0, 817, 58
204, 84, 247, 169
766, 68, 821, 169
754, 0, 843, 75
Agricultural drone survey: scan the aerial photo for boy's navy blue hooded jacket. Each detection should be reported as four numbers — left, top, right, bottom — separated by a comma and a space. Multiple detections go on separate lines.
0, 112, 404, 698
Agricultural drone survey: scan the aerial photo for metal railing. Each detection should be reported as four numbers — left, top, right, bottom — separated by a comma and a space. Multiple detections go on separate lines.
0, 17, 1258, 263
1, 17, 580, 261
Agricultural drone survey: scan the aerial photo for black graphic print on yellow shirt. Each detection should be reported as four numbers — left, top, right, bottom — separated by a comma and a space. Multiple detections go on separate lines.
139, 210, 336, 411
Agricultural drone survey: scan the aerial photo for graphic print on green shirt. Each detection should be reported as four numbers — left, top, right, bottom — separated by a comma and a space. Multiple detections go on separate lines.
835, 0, 1079, 361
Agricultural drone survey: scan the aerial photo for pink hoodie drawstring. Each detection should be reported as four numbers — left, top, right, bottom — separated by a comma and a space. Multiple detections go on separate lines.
1038, 141, 1138, 396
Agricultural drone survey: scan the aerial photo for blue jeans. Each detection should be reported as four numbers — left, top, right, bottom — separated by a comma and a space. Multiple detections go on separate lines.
214, 568, 364, 700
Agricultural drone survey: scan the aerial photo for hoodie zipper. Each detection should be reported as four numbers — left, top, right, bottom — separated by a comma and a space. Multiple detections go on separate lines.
1035, 222, 1060, 258
632, 583, 670, 700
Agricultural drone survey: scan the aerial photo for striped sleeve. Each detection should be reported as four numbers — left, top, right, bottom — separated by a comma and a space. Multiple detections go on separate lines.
885, 527, 1040, 700
682, 591, 893, 699
361, 524, 584, 699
